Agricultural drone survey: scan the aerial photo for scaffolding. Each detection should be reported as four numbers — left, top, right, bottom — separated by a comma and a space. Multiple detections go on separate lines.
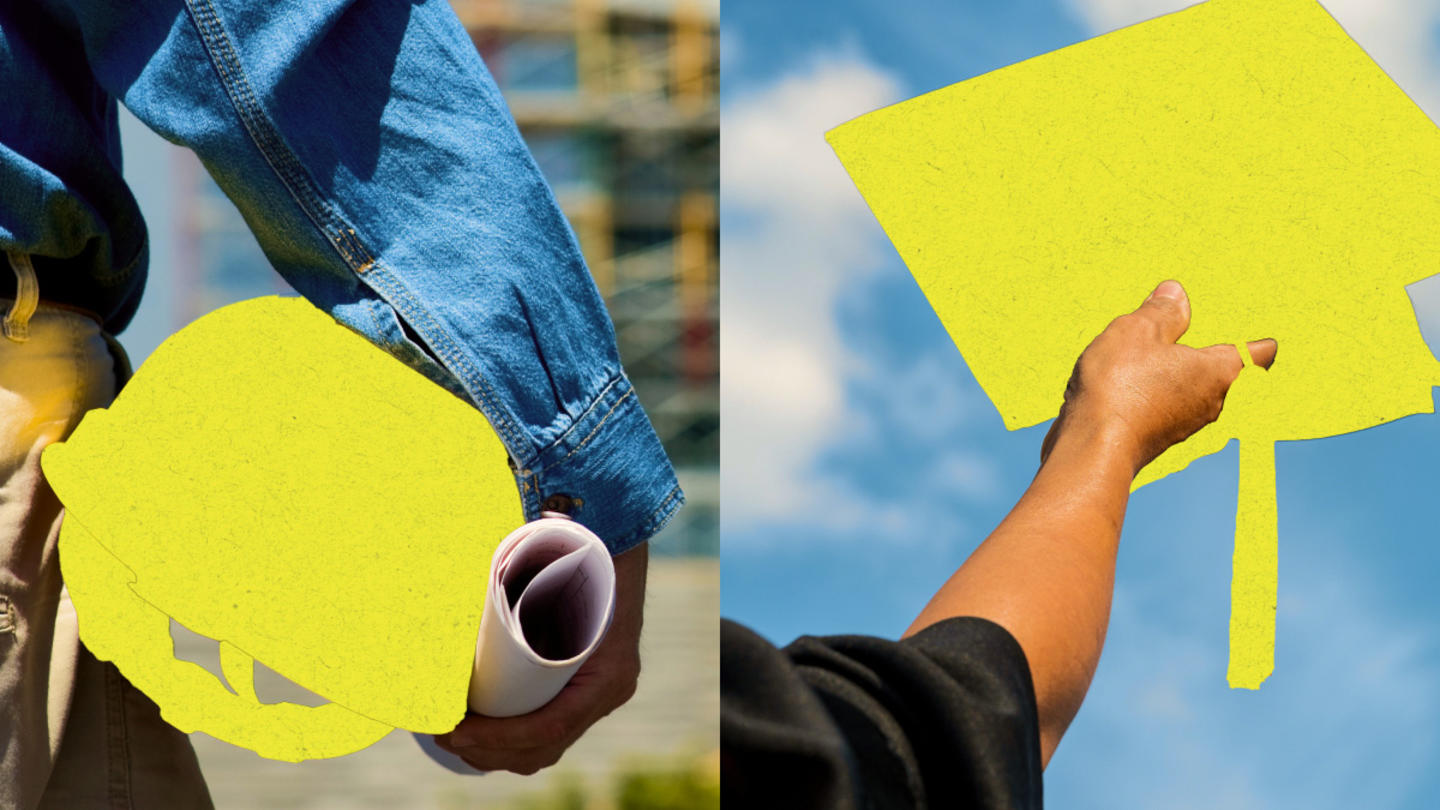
454, 0, 719, 555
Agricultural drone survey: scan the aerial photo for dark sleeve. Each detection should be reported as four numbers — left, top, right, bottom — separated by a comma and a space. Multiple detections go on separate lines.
721, 617, 1044, 810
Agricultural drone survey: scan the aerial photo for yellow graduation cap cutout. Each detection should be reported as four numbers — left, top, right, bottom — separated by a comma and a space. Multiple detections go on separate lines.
42, 296, 523, 759
828, 0, 1440, 688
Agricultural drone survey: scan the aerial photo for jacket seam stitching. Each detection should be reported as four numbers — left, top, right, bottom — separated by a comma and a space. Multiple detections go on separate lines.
534, 371, 626, 458
186, 0, 351, 262
537, 386, 634, 476
610, 484, 683, 550
181, 0, 530, 458
362, 264, 529, 457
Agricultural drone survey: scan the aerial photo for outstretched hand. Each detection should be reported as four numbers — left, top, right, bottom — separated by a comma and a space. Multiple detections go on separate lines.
434, 541, 648, 775
911, 280, 1279, 766
1040, 279, 1276, 475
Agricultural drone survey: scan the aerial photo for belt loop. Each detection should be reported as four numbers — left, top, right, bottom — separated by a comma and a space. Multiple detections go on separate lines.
4, 251, 39, 343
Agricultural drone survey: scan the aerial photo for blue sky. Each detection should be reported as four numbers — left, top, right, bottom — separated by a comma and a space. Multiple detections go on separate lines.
720, 0, 1440, 806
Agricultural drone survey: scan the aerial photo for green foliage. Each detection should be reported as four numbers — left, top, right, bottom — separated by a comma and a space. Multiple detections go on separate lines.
615, 760, 719, 810
510, 774, 587, 810
501, 751, 719, 810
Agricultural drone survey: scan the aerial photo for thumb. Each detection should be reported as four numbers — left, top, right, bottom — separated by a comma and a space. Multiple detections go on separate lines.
1134, 280, 1191, 343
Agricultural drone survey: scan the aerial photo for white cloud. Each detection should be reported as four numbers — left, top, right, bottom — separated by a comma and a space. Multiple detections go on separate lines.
722, 53, 1017, 543
934, 453, 1002, 502
1049, 517, 1440, 809
721, 54, 900, 217
718, 27, 742, 73
1060, 0, 1200, 33
1408, 275, 1440, 359
720, 53, 904, 530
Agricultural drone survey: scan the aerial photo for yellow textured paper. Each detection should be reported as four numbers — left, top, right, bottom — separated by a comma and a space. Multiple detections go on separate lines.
1231, 437, 1277, 689
828, 0, 1440, 687
42, 296, 524, 758
58, 515, 392, 760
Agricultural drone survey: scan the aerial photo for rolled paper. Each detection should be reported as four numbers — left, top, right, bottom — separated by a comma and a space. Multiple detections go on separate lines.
467, 516, 617, 717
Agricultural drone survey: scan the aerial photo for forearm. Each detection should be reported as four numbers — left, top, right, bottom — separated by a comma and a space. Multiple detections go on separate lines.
608, 541, 649, 683
905, 281, 1269, 769
41, 0, 680, 550
904, 418, 1136, 766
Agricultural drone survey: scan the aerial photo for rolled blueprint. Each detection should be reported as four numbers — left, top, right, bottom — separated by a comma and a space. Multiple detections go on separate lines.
415, 514, 616, 771
467, 515, 616, 717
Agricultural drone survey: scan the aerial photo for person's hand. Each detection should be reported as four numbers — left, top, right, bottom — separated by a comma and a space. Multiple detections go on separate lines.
1040, 280, 1277, 474
433, 541, 648, 775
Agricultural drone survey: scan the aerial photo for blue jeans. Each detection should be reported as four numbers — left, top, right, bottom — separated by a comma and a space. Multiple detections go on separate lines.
0, 0, 683, 554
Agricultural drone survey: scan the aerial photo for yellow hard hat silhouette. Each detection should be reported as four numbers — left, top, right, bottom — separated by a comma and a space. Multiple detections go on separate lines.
43, 296, 524, 760
828, 0, 1440, 688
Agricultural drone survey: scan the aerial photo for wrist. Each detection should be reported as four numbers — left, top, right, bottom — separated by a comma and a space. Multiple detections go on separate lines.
1044, 412, 1143, 479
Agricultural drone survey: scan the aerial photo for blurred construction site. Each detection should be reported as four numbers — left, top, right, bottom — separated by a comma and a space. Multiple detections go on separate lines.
116, 0, 717, 806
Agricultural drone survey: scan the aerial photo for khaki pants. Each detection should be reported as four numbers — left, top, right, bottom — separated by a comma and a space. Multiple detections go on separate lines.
0, 254, 212, 810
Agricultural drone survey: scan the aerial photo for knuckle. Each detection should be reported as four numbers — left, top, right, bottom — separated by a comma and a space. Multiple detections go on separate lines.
1150, 296, 1179, 314
619, 656, 641, 691
514, 750, 562, 776
1220, 347, 1244, 375
603, 665, 641, 714
1215, 367, 1239, 395
1070, 353, 1096, 389
540, 717, 570, 743
614, 676, 639, 708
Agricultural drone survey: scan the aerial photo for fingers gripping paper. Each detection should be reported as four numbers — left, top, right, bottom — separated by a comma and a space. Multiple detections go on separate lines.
41, 296, 532, 760
827, 0, 1440, 688
469, 518, 616, 718
415, 516, 618, 774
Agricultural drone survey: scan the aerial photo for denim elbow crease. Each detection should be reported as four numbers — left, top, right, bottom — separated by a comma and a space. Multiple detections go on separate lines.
0, 0, 682, 553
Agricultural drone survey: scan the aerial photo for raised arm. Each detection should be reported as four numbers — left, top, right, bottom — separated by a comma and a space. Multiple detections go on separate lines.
905, 280, 1277, 766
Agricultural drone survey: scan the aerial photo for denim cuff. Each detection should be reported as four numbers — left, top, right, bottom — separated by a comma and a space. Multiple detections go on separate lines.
517, 372, 683, 556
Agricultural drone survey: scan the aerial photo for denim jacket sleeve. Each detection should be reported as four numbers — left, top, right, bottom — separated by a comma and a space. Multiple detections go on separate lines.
22, 0, 683, 553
